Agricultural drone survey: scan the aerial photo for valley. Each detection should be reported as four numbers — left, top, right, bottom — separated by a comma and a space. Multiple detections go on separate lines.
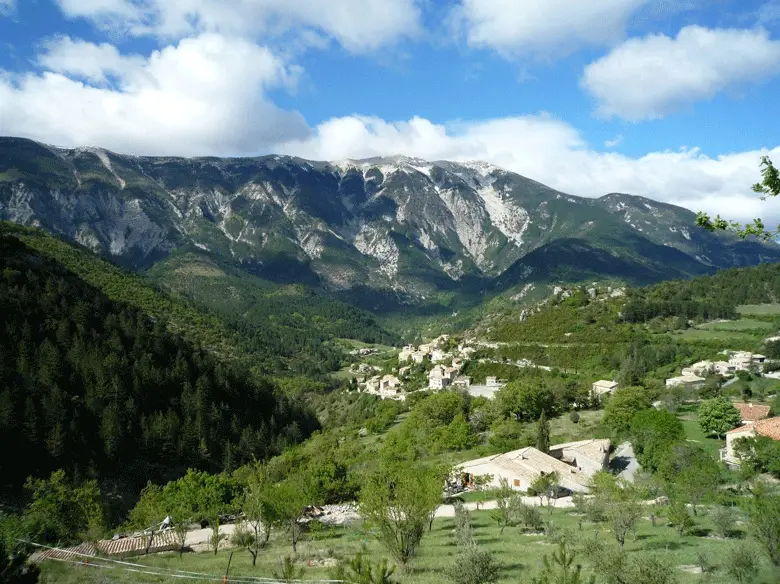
3, 146, 780, 584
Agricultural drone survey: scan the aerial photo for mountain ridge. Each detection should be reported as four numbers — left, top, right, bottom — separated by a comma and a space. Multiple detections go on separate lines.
2, 136, 778, 312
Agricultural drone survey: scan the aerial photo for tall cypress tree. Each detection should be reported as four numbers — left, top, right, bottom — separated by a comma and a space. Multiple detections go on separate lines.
536, 411, 550, 454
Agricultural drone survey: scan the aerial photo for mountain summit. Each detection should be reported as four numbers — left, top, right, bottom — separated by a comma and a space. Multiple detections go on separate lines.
1, 136, 777, 310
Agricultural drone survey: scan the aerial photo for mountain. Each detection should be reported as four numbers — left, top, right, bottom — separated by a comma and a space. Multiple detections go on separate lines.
2, 136, 778, 313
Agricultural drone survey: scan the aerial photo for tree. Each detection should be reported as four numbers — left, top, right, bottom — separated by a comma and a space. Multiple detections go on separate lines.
536, 411, 550, 454
358, 462, 444, 570
711, 505, 737, 539
602, 387, 651, 438
334, 548, 397, 584
669, 448, 720, 516
628, 409, 684, 472
531, 540, 595, 584
530, 472, 561, 515
724, 544, 761, 584
747, 485, 780, 567
698, 397, 741, 439
453, 501, 475, 549
494, 380, 558, 422
590, 473, 642, 551
20, 470, 104, 546
490, 478, 517, 534
274, 556, 305, 584
239, 463, 278, 565
445, 547, 501, 584
697, 156, 780, 240
627, 555, 680, 584
666, 501, 693, 537
209, 517, 223, 555
269, 474, 311, 553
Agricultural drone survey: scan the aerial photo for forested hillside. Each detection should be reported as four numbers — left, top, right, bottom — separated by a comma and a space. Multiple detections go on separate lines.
0, 230, 319, 503
621, 262, 780, 323
3, 222, 399, 376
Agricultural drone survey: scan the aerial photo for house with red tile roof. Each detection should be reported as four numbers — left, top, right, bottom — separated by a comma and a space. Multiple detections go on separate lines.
733, 402, 771, 424
723, 416, 780, 465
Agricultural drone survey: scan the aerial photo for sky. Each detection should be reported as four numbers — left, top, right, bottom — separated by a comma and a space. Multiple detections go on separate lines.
2, 0, 780, 225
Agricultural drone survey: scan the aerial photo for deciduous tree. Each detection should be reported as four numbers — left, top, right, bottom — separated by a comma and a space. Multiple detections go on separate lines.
358, 462, 444, 570
698, 397, 741, 439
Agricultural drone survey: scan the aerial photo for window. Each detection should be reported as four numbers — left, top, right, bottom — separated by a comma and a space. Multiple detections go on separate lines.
513, 479, 520, 488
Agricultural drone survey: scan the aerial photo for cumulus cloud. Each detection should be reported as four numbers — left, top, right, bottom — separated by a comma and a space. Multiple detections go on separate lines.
0, 34, 310, 155
582, 25, 780, 120
54, 0, 422, 52
277, 114, 780, 225
605, 135, 624, 148
452, 0, 648, 57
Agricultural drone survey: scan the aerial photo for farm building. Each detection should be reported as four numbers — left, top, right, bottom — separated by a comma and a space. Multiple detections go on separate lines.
456, 439, 610, 495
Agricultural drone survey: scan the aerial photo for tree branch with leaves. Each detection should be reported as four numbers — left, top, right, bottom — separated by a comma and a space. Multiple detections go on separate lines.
697, 155, 780, 240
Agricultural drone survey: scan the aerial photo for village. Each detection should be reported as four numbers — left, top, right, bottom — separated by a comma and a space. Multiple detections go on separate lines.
349, 334, 510, 401
345, 333, 780, 499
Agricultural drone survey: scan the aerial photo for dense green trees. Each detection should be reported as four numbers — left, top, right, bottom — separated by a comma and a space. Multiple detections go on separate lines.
698, 397, 742, 439
16, 470, 103, 546
629, 409, 684, 472
0, 231, 318, 504
603, 387, 652, 437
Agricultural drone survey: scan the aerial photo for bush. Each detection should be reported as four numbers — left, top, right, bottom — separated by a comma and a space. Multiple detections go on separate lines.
445, 547, 501, 584
710, 505, 737, 538
569, 411, 580, 424
724, 544, 761, 584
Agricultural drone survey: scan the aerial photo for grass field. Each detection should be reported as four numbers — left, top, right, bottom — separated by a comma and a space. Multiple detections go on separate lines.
38, 504, 778, 584
667, 328, 760, 343
737, 304, 780, 316
696, 318, 775, 333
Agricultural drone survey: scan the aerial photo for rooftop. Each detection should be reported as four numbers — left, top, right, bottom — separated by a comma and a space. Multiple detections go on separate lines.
733, 402, 771, 422
756, 416, 780, 440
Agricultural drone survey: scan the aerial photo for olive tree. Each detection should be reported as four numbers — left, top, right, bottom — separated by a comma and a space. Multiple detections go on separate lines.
358, 462, 445, 571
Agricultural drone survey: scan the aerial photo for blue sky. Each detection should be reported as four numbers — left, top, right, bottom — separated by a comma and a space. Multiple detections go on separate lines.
2, 0, 780, 223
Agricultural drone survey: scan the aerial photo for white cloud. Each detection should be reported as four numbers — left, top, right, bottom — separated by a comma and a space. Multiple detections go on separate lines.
38, 37, 145, 84
0, 34, 310, 155
452, 0, 649, 57
0, 0, 15, 15
277, 114, 780, 225
582, 25, 780, 121
605, 135, 624, 148
54, 0, 422, 52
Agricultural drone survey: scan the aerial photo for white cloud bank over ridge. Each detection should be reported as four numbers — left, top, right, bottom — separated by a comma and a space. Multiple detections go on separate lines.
583, 25, 780, 120
53, 0, 421, 51
277, 114, 780, 226
1, 16, 779, 228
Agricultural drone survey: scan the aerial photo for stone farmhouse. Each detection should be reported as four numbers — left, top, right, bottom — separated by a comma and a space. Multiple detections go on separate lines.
591, 380, 618, 397
456, 439, 610, 495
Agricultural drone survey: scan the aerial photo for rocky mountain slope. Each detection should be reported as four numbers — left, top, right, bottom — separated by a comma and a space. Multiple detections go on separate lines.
2, 136, 778, 311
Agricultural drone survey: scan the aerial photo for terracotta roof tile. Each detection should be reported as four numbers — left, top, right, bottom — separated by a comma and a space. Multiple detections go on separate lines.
733, 402, 771, 422
726, 424, 755, 434
756, 417, 780, 441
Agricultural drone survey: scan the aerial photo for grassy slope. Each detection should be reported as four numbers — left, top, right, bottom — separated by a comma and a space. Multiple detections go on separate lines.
39, 505, 776, 584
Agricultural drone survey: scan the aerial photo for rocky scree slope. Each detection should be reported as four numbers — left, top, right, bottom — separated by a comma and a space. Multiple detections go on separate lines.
1, 137, 778, 311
